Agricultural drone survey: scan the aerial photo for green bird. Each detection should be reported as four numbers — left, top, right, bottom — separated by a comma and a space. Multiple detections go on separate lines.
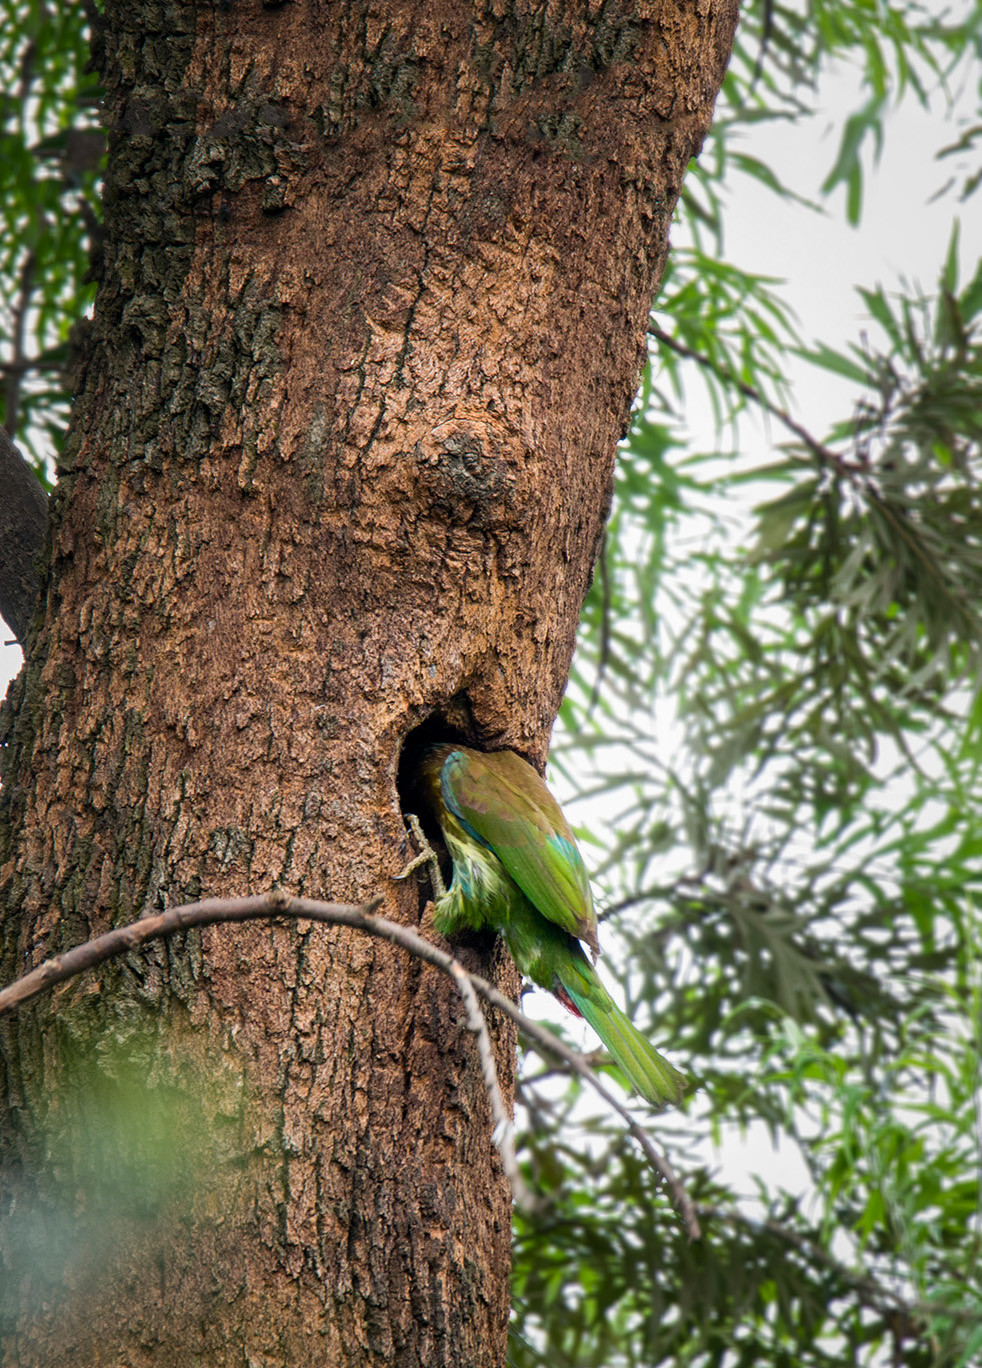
415, 744, 686, 1109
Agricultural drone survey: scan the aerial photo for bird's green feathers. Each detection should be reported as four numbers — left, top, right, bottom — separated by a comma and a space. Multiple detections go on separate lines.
437, 745, 598, 952
417, 744, 686, 1109
558, 964, 689, 1111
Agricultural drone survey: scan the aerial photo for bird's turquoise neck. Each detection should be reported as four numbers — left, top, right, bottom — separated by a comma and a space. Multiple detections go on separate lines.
433, 808, 523, 937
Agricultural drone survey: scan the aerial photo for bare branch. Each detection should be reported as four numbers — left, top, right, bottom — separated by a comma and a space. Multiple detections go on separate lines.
4, 247, 38, 439
701, 1205, 982, 1331
0, 887, 697, 1228
450, 961, 538, 1211
648, 322, 858, 474
0, 425, 48, 646
586, 534, 612, 715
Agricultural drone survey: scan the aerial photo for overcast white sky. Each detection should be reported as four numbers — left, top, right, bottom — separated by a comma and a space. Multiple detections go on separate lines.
728, 56, 981, 427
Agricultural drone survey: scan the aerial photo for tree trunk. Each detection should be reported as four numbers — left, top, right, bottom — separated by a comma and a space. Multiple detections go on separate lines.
0, 3, 737, 1365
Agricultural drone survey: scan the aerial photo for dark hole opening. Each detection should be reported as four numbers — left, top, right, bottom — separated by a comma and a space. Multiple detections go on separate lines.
395, 708, 472, 897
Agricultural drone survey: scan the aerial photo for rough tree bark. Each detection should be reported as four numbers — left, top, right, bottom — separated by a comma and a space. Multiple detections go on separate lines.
0, 3, 737, 1365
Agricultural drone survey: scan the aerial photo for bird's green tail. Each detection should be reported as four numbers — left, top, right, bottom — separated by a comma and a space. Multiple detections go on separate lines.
560, 965, 686, 1110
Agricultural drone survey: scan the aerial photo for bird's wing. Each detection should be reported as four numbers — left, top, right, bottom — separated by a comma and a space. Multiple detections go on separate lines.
440, 747, 599, 953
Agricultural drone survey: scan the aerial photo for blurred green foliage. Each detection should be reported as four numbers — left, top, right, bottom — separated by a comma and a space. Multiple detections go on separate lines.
1, 1024, 248, 1333
0, 2, 101, 483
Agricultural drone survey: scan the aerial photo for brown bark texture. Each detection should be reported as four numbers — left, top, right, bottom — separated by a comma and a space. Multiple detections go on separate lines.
0, 2, 737, 1365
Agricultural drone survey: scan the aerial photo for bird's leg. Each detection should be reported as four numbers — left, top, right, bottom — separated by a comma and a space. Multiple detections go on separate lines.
393, 814, 447, 899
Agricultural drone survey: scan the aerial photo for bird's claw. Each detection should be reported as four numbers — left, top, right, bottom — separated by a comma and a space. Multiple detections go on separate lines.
393, 814, 447, 899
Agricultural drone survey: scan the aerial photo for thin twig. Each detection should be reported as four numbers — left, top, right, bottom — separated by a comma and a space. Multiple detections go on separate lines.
598, 874, 708, 923
587, 535, 612, 715
701, 1205, 982, 1329
0, 889, 697, 1229
450, 962, 538, 1211
0, 358, 64, 378
506, 1006, 700, 1236
4, 248, 36, 438
648, 323, 860, 475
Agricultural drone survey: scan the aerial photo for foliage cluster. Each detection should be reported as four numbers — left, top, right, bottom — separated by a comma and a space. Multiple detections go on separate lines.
513, 3, 982, 1365
0, 2, 101, 480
